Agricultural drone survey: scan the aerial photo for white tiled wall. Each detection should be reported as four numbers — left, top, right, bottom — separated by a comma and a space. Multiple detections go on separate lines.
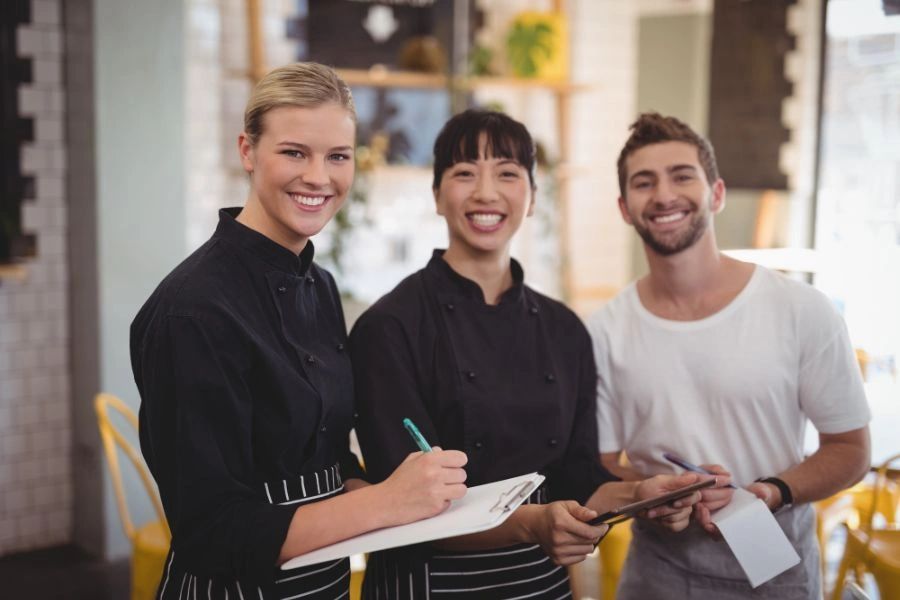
0, 0, 72, 556
186, 0, 299, 252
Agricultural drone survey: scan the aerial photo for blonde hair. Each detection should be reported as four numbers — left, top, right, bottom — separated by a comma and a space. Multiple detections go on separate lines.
243, 62, 356, 146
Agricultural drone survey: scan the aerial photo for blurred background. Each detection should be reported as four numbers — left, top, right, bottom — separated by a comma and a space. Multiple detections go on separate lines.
1, 0, 898, 598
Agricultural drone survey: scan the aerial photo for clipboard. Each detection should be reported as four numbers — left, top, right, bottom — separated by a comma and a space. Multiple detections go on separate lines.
281, 472, 546, 569
588, 478, 716, 526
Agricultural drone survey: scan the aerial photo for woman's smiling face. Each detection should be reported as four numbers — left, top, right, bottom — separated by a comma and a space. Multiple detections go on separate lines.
435, 134, 534, 258
238, 103, 356, 254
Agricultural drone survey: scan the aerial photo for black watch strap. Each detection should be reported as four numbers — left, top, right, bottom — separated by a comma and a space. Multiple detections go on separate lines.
756, 476, 793, 510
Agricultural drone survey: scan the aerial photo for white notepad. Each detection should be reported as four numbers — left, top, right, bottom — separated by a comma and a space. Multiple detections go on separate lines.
712, 488, 801, 587
281, 472, 545, 570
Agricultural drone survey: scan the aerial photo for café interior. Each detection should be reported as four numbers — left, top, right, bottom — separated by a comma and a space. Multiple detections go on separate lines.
0, 0, 898, 598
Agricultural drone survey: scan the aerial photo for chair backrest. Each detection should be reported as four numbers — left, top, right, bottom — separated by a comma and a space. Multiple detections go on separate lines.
861, 452, 900, 536
94, 393, 169, 541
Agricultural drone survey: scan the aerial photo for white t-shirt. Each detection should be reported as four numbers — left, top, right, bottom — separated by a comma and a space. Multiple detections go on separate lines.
587, 266, 870, 486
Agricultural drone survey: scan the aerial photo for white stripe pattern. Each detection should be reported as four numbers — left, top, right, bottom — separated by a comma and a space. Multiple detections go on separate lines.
282, 568, 349, 599
431, 565, 563, 593
431, 544, 540, 560
430, 555, 550, 576
276, 558, 345, 584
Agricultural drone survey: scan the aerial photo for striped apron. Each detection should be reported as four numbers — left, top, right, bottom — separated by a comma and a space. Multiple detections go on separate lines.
157, 464, 351, 600
362, 487, 572, 600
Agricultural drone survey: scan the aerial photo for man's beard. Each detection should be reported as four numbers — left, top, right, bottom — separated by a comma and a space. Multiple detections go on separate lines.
634, 208, 709, 256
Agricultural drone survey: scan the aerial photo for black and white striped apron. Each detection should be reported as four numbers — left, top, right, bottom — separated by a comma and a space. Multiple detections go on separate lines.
362, 486, 572, 600
156, 463, 351, 600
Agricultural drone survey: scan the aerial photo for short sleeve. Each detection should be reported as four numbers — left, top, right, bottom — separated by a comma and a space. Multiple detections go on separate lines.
587, 311, 625, 453
796, 294, 870, 434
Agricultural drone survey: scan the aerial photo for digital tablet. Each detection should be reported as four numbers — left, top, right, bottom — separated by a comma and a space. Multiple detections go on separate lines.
589, 478, 716, 526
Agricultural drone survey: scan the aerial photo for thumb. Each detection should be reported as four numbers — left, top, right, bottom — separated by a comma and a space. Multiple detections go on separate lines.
571, 504, 598, 523
747, 482, 770, 503
674, 472, 700, 488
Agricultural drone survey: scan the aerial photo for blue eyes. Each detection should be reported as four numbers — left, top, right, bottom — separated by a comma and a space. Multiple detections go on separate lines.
281, 150, 352, 162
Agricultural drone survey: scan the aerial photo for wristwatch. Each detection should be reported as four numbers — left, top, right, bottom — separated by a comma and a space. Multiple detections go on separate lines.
756, 476, 793, 512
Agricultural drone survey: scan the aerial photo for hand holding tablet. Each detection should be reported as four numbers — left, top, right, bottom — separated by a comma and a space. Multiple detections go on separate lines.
589, 478, 716, 526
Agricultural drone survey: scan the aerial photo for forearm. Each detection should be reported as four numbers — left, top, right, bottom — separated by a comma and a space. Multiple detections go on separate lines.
599, 452, 644, 481
775, 428, 870, 505
278, 480, 396, 563
584, 480, 641, 514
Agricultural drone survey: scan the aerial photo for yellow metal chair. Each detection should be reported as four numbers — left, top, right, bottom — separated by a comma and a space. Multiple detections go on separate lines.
831, 452, 900, 600
598, 522, 632, 600
816, 476, 900, 573
95, 393, 171, 600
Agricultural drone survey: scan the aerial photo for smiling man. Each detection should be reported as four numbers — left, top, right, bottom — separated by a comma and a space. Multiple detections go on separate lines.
586, 112, 871, 599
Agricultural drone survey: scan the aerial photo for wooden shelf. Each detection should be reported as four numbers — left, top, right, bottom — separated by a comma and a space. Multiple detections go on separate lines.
335, 68, 594, 94
0, 264, 27, 282
461, 76, 592, 94
336, 68, 448, 89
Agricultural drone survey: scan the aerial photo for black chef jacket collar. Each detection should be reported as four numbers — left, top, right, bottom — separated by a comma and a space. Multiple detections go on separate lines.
428, 249, 525, 305
216, 207, 315, 277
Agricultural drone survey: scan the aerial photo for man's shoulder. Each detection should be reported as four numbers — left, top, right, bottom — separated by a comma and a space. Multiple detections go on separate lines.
585, 284, 638, 333
751, 266, 839, 320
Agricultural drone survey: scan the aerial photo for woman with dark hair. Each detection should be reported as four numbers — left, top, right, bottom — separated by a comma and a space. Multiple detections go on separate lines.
131, 62, 467, 599
350, 109, 703, 599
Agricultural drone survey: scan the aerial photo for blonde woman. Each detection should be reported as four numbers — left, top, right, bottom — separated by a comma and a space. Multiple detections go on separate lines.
131, 63, 467, 599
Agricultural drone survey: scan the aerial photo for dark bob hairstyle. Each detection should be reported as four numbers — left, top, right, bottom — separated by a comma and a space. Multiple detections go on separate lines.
432, 109, 537, 190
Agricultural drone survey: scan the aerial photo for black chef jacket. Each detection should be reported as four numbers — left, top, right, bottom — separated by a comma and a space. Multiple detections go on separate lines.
131, 208, 363, 590
350, 250, 614, 503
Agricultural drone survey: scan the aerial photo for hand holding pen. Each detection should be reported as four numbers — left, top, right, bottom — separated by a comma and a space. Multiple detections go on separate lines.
664, 452, 736, 536
375, 419, 468, 526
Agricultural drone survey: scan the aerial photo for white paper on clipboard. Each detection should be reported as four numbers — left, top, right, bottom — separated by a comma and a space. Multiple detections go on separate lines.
281, 472, 545, 570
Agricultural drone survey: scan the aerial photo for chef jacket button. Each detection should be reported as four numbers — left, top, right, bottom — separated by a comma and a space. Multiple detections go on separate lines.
320, 425, 327, 433
277, 285, 287, 293
548, 438, 559, 447
545, 373, 556, 383
353, 412, 359, 420
466, 371, 476, 381
446, 303, 455, 311
336, 343, 345, 352
529, 306, 539, 315
474, 441, 483, 450
305, 355, 316, 365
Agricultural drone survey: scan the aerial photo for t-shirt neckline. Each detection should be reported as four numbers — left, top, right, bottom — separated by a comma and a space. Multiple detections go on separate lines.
627, 264, 762, 331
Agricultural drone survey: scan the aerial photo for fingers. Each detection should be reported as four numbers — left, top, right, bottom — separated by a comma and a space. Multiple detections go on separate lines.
699, 486, 734, 511
699, 464, 734, 488
699, 463, 729, 476
437, 449, 469, 467
548, 545, 597, 566
416, 448, 468, 468
568, 503, 599, 524
636, 473, 699, 501
553, 502, 606, 539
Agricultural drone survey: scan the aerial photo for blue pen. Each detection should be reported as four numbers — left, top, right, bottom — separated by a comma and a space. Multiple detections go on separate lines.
403, 418, 433, 453
663, 452, 737, 489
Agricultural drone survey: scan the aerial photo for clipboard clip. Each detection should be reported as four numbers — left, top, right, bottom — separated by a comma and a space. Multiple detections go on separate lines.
490, 480, 538, 514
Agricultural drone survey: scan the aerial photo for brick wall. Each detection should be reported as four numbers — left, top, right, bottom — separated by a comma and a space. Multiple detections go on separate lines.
0, 0, 72, 556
